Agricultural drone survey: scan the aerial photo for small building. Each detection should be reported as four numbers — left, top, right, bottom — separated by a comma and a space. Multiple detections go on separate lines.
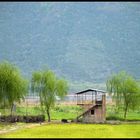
74, 89, 106, 123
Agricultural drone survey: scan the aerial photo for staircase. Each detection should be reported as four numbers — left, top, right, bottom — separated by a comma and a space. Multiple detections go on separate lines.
73, 104, 97, 122
73, 100, 103, 122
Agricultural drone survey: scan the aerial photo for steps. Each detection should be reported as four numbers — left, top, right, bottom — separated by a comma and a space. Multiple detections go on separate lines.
73, 104, 97, 122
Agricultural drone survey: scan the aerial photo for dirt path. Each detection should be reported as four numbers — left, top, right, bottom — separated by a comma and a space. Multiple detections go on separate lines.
0, 121, 61, 135
106, 120, 140, 124
0, 123, 45, 135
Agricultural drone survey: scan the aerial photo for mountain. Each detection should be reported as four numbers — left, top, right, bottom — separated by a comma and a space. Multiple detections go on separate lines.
0, 2, 140, 91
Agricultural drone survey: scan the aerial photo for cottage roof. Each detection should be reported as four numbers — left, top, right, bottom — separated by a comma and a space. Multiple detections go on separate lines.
75, 89, 106, 95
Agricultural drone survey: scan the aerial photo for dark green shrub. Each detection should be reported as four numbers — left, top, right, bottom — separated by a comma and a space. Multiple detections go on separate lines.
0, 115, 45, 123
106, 115, 124, 121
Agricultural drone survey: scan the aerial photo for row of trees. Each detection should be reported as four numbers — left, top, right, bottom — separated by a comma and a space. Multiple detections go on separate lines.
1, 61, 140, 121
106, 71, 140, 119
0, 61, 68, 122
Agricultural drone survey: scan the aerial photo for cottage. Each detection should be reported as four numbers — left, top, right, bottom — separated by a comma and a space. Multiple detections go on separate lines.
74, 89, 106, 123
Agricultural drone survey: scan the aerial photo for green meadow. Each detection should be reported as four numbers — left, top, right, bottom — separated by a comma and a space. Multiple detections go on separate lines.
0, 123, 140, 138
0, 105, 140, 138
1, 105, 140, 121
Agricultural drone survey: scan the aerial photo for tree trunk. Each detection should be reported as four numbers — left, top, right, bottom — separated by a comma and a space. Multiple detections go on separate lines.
4, 98, 6, 115
46, 109, 51, 122
124, 104, 128, 120
10, 103, 14, 116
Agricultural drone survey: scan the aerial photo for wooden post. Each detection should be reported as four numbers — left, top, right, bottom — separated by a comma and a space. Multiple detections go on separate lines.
85, 93, 86, 103
76, 94, 78, 104
102, 94, 106, 121
92, 91, 93, 104
82, 94, 83, 104
95, 91, 97, 103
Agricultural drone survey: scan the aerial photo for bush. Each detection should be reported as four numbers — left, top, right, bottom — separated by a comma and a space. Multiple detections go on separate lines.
61, 119, 68, 123
106, 115, 124, 121
0, 115, 17, 123
0, 115, 45, 123
54, 106, 69, 113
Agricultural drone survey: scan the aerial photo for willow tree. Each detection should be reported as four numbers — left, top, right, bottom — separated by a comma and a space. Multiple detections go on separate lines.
31, 69, 69, 122
106, 71, 140, 119
0, 61, 28, 115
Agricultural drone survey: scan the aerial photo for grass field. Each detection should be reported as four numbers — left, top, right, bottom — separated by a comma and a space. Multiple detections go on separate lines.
0, 123, 140, 138
1, 105, 140, 121
0, 105, 83, 120
0, 105, 140, 138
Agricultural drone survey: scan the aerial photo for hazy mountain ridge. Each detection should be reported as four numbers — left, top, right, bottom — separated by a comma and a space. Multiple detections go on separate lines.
0, 2, 140, 89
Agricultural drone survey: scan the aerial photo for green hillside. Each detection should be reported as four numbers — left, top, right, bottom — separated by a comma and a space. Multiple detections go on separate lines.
0, 2, 140, 91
